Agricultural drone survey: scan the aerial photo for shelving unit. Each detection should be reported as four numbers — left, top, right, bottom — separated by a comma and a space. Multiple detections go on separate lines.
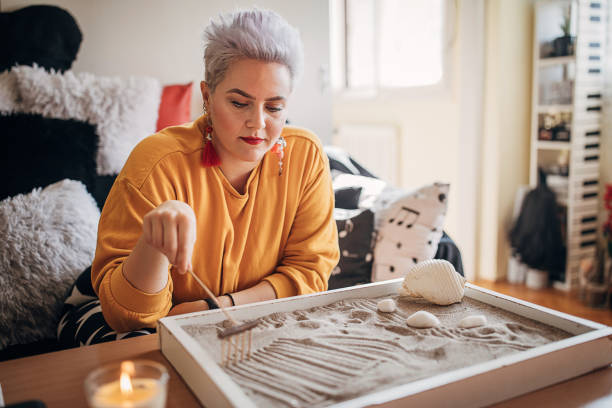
538, 55, 577, 67
530, 0, 606, 291
536, 104, 574, 112
537, 140, 572, 150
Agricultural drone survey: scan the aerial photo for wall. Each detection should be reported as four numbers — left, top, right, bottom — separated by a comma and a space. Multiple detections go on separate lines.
1, 0, 333, 143
479, 0, 533, 281
333, 0, 485, 280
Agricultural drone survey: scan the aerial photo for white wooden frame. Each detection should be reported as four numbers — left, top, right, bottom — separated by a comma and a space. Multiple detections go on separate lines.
158, 280, 612, 407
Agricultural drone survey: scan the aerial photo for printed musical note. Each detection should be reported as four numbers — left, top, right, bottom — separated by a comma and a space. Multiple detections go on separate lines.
338, 219, 354, 239
372, 262, 397, 282
375, 263, 396, 274
341, 249, 360, 259
388, 206, 420, 228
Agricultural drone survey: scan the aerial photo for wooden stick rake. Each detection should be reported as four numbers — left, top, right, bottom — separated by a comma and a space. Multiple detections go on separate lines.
187, 269, 259, 365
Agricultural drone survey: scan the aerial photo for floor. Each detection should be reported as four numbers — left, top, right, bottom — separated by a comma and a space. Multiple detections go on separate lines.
471, 279, 612, 326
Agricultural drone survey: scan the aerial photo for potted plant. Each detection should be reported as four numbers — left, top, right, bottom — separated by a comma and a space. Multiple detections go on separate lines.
553, 5, 575, 57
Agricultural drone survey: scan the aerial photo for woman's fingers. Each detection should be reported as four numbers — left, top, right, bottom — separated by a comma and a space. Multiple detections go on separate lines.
174, 212, 196, 274
151, 214, 162, 249
162, 212, 178, 264
143, 213, 153, 246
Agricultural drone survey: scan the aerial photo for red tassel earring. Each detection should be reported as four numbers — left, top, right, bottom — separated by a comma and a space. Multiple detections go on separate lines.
270, 137, 287, 176
202, 120, 221, 167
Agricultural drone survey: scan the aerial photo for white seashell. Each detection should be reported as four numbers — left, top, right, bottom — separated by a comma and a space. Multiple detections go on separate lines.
398, 283, 420, 297
399, 259, 465, 305
377, 299, 396, 313
406, 311, 440, 328
458, 315, 487, 328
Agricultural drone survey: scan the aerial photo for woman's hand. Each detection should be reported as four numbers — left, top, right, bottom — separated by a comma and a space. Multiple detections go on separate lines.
142, 200, 197, 275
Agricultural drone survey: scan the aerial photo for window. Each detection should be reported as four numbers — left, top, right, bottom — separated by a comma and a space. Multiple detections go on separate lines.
331, 0, 453, 92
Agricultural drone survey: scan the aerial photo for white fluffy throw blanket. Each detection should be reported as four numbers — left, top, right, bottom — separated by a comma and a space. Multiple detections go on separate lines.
0, 70, 19, 113
0, 65, 161, 175
0, 179, 100, 348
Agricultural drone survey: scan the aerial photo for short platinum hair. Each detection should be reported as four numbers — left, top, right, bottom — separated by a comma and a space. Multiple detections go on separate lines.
203, 8, 304, 92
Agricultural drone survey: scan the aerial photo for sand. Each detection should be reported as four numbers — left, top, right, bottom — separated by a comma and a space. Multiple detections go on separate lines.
183, 296, 571, 407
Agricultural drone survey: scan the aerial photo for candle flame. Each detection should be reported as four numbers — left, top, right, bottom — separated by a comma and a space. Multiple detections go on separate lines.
120, 371, 133, 394
120, 361, 135, 394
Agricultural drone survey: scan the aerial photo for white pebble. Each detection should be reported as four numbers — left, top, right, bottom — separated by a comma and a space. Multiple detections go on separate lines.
406, 311, 440, 328
377, 299, 396, 313
458, 315, 487, 328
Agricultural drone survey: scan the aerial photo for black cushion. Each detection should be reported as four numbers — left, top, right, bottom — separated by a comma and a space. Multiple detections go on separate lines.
0, 5, 82, 72
0, 114, 114, 208
329, 209, 375, 290
325, 147, 378, 178
92, 174, 118, 210
334, 186, 362, 209
434, 231, 464, 276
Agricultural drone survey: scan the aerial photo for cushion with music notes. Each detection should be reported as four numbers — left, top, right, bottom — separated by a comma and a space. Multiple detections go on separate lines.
371, 182, 449, 282
329, 208, 375, 289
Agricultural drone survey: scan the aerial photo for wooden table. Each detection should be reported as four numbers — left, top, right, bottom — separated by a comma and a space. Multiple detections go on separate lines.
0, 335, 198, 408
0, 334, 610, 407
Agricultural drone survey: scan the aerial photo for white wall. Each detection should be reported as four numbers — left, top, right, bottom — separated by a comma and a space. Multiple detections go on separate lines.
2, 0, 333, 143
479, 0, 533, 281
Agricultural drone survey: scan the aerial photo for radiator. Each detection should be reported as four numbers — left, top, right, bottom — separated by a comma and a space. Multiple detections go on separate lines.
333, 124, 400, 185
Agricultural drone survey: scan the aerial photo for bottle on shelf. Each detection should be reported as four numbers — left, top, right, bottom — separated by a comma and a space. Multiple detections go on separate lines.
539, 113, 554, 140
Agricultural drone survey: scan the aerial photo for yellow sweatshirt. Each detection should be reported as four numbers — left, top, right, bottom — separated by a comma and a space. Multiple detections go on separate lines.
92, 115, 339, 332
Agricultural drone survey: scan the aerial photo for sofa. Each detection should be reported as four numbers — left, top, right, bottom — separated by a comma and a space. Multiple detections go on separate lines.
0, 5, 462, 362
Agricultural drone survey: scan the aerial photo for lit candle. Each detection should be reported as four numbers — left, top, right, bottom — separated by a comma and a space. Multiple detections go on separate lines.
85, 360, 168, 408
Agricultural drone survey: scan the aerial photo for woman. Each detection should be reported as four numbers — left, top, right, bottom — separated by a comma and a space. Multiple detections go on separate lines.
92, 9, 339, 332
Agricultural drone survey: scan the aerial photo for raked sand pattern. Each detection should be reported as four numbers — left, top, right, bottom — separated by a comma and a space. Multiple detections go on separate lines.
183, 296, 571, 407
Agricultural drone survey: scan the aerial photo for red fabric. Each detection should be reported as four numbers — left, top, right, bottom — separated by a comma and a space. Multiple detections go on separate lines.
156, 83, 192, 131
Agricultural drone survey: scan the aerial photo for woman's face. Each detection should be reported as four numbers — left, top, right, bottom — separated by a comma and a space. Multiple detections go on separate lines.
201, 59, 292, 168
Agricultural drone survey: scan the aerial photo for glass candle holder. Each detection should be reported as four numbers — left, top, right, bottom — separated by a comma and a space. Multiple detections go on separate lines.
84, 360, 169, 408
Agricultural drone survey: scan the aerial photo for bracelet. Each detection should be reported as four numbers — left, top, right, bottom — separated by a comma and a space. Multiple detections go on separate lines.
203, 298, 219, 310
225, 293, 236, 307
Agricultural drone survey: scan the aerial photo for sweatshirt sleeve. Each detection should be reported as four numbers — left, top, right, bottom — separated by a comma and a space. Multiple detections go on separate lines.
91, 177, 173, 332
264, 146, 340, 298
